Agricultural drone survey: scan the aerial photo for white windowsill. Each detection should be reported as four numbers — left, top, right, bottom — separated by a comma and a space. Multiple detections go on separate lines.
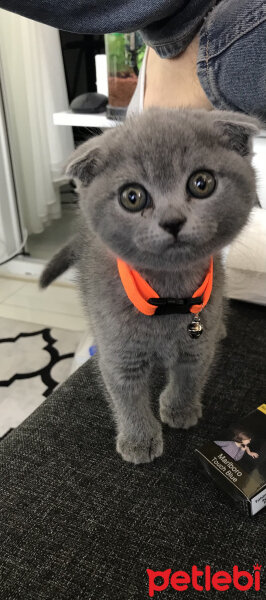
53, 111, 115, 128
53, 110, 266, 137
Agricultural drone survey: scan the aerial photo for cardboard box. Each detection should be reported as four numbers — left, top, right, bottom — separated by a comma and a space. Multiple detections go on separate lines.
196, 404, 266, 516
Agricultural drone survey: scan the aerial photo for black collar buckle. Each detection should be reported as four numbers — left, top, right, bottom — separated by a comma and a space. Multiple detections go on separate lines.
147, 295, 203, 315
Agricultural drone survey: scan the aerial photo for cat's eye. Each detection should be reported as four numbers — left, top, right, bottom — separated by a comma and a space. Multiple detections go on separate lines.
187, 171, 216, 199
119, 184, 149, 212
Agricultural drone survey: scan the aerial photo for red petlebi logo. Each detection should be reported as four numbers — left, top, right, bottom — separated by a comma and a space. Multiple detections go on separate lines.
147, 564, 262, 596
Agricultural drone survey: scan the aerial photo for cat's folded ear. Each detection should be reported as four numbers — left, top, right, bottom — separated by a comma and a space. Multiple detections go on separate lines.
65, 137, 104, 186
212, 111, 261, 157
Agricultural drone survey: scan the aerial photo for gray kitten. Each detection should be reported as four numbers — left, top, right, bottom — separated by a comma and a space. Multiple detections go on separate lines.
40, 108, 259, 464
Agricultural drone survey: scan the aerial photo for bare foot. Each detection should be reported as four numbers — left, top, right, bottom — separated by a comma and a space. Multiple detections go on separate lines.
144, 35, 213, 111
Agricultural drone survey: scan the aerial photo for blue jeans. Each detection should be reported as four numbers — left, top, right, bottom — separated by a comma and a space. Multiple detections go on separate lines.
1, 0, 266, 121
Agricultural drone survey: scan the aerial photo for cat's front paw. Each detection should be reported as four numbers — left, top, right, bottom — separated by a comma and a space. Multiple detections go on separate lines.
116, 427, 163, 464
160, 403, 202, 429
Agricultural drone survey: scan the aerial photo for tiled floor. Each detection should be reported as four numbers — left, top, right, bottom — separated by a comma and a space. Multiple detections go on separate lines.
0, 276, 86, 331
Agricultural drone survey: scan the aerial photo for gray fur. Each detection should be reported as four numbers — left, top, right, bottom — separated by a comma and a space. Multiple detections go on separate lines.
39, 236, 78, 288
41, 108, 259, 464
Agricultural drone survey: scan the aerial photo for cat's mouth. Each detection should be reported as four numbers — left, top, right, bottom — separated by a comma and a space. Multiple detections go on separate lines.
134, 237, 191, 256
165, 238, 190, 251
144, 239, 191, 257
167, 239, 187, 247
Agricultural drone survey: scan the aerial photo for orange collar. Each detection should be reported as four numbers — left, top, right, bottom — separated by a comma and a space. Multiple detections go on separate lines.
117, 257, 213, 316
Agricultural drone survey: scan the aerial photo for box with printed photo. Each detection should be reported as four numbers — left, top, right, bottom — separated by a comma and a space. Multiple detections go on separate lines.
196, 404, 266, 516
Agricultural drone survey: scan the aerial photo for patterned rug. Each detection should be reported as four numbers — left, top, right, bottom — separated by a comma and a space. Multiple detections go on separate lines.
0, 317, 81, 440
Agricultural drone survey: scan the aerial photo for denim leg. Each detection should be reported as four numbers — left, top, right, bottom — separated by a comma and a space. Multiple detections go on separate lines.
197, 0, 266, 121
1, 0, 215, 56
141, 0, 218, 58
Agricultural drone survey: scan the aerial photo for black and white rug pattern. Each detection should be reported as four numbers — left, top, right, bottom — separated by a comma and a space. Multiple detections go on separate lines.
0, 317, 81, 440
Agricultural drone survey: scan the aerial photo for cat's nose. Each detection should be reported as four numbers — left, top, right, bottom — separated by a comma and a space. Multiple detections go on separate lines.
159, 218, 186, 239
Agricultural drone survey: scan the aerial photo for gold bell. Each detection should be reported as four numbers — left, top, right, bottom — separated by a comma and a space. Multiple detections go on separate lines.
187, 313, 203, 339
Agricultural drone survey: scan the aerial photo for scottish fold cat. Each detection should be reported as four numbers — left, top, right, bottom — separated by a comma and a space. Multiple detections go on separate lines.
41, 108, 259, 464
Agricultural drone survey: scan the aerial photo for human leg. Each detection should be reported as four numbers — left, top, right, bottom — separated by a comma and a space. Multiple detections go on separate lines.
197, 0, 266, 121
